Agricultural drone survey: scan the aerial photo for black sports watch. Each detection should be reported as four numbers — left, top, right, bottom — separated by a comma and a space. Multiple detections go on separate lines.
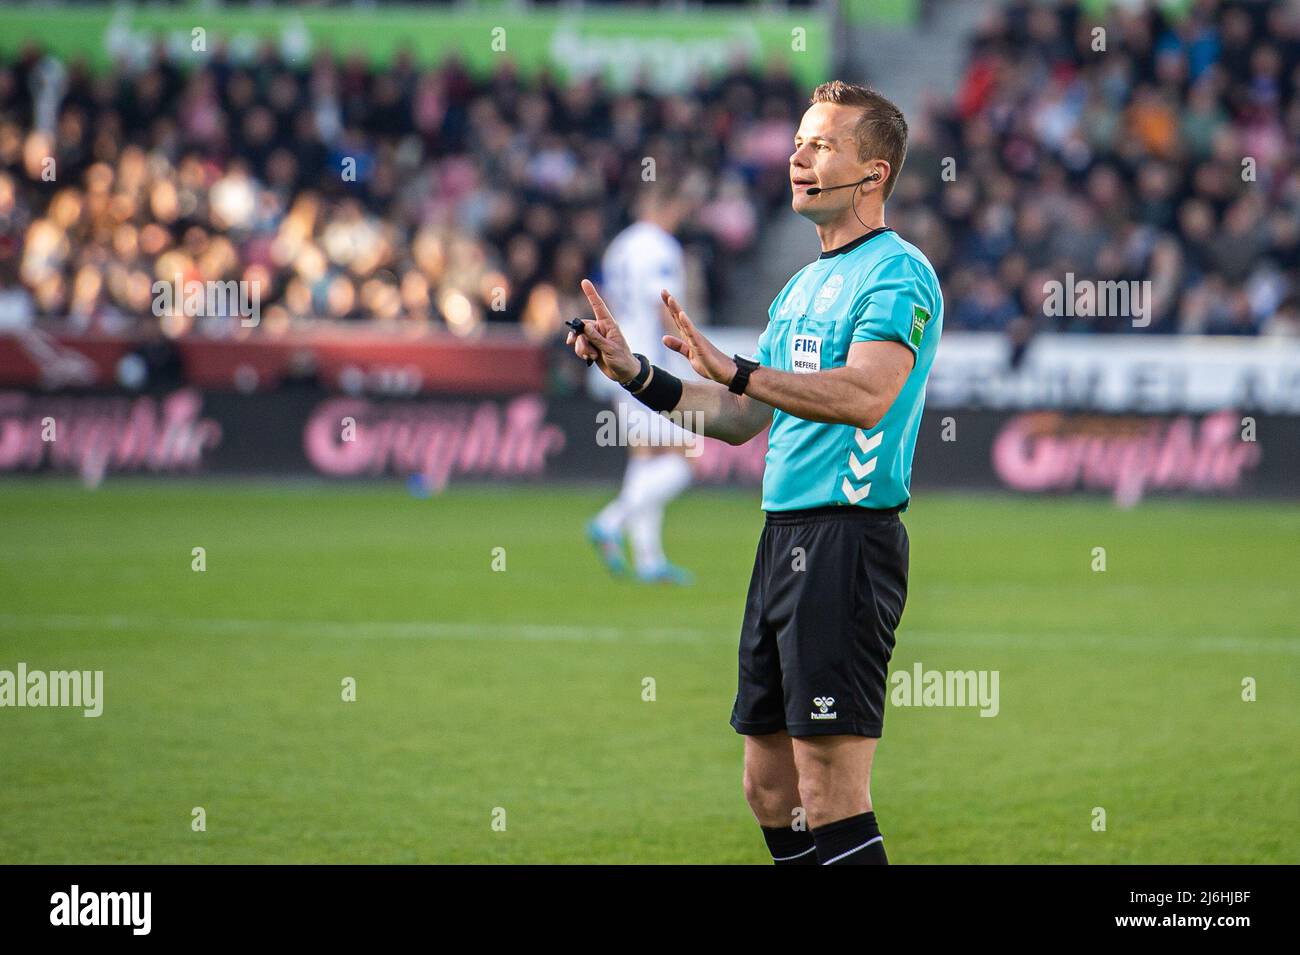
620, 353, 652, 393
728, 354, 760, 395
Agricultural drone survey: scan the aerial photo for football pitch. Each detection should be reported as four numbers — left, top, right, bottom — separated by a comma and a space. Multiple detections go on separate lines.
0, 479, 1295, 864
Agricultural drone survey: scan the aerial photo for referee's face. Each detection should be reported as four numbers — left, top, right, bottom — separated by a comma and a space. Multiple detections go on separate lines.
789, 102, 869, 223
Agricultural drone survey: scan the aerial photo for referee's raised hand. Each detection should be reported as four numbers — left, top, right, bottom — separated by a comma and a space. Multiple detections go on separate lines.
661, 289, 736, 385
569, 278, 641, 384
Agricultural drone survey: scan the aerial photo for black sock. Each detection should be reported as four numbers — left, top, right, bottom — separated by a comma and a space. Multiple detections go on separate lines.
811, 811, 888, 865
760, 824, 818, 865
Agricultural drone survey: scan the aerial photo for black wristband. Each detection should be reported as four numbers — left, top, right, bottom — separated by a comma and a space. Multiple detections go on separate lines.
631, 365, 683, 413
619, 353, 652, 392
729, 354, 760, 395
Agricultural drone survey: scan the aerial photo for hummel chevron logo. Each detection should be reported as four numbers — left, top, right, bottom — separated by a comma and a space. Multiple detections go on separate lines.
843, 428, 883, 503
841, 477, 871, 504
855, 429, 883, 455
849, 453, 877, 480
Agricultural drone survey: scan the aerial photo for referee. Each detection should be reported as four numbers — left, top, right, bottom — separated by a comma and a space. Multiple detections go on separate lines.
568, 80, 942, 865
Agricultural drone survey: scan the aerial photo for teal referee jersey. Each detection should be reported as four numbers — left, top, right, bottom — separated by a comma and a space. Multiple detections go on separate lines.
755, 227, 943, 511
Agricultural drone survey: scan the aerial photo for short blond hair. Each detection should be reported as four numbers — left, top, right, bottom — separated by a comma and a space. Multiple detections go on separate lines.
809, 81, 908, 200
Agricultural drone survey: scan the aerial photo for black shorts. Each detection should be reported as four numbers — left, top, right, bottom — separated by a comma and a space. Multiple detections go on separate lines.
730, 504, 909, 739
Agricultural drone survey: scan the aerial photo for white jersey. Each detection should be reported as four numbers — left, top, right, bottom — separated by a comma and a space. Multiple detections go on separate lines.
588, 221, 691, 400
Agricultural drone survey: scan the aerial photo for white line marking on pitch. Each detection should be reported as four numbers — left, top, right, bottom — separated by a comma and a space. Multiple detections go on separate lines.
0, 613, 710, 643
902, 629, 1299, 656
0, 614, 1293, 654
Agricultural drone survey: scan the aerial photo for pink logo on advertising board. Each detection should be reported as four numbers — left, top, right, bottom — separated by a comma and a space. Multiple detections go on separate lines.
991, 410, 1261, 506
0, 389, 222, 486
304, 394, 566, 490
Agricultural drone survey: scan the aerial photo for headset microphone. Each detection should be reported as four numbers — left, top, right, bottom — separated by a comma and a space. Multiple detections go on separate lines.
804, 171, 881, 196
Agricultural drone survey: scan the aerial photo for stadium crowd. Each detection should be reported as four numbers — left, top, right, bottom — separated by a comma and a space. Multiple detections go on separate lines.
0, 0, 1296, 338
890, 0, 1300, 335
0, 40, 802, 338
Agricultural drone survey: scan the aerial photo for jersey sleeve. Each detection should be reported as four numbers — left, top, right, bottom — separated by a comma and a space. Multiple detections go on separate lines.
849, 254, 936, 360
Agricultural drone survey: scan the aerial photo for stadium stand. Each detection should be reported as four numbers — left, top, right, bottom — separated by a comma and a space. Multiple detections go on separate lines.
0, 0, 1296, 338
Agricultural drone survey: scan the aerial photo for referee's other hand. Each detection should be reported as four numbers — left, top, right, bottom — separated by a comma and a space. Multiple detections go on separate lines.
661, 289, 737, 385
569, 278, 641, 384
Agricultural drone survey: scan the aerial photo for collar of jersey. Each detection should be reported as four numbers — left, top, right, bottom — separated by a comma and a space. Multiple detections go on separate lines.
818, 226, 894, 260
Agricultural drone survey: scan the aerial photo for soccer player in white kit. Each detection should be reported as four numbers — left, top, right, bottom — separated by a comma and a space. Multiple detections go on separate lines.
586, 184, 696, 584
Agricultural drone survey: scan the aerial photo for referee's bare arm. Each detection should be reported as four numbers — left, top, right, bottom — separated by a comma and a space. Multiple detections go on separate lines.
672, 378, 774, 446
659, 289, 912, 433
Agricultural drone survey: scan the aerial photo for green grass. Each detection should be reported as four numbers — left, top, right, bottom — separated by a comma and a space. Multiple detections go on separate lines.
0, 480, 1296, 864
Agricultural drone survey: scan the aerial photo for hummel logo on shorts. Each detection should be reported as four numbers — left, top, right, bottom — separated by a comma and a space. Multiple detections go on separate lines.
811, 695, 837, 719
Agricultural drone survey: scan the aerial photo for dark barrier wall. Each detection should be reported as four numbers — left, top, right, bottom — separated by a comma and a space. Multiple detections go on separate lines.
1, 387, 1292, 504
0, 330, 546, 395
